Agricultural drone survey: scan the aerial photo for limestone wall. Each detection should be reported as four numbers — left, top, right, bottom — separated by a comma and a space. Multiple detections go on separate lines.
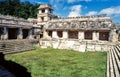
39, 39, 115, 52
51, 15, 111, 22
0, 14, 32, 28
46, 18, 113, 30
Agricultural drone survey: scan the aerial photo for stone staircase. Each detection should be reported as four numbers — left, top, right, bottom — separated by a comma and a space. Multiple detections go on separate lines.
107, 44, 120, 77
0, 39, 38, 54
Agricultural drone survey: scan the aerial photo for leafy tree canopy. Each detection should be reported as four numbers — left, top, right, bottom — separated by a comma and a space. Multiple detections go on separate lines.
0, 0, 40, 19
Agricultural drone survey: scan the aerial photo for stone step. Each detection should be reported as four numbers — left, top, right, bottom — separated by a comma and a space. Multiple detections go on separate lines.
116, 46, 120, 59
0, 39, 37, 54
0, 42, 24, 44
0, 47, 24, 51
0, 44, 23, 48
107, 50, 110, 77
111, 48, 120, 77
107, 44, 120, 77
114, 48, 120, 70
117, 45, 120, 52
3, 47, 34, 54
0, 47, 14, 50
109, 49, 115, 77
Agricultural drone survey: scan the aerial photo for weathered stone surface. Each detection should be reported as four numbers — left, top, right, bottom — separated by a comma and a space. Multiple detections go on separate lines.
46, 17, 113, 30
0, 39, 38, 54
40, 39, 112, 52
95, 45, 102, 51
0, 14, 32, 28
17, 28, 23, 39
86, 44, 95, 51
110, 29, 118, 42
36, 4, 119, 53
79, 44, 86, 52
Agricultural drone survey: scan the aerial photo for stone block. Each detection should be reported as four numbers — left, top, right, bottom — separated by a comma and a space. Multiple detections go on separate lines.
101, 45, 108, 51
86, 44, 95, 51
79, 44, 86, 52
52, 41, 59, 49
41, 46, 47, 48
95, 45, 102, 51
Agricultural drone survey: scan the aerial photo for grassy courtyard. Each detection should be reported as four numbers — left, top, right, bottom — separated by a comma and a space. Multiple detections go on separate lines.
5, 47, 107, 77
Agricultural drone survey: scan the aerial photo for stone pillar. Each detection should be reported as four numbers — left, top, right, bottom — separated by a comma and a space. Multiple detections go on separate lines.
45, 9, 49, 13
39, 10, 42, 14
52, 30, 59, 38
1, 27, 8, 40
109, 29, 118, 42
62, 30, 68, 39
43, 30, 51, 39
78, 31, 84, 40
17, 28, 23, 39
92, 31, 99, 41
43, 30, 48, 38
28, 28, 33, 39
97, 31, 99, 40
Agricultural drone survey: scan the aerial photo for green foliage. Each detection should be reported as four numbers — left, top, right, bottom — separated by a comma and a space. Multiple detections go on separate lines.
5, 47, 107, 77
52, 14, 58, 19
0, 0, 39, 19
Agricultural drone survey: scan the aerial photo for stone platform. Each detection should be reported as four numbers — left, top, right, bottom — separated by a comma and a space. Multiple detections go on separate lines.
40, 39, 115, 52
0, 39, 38, 54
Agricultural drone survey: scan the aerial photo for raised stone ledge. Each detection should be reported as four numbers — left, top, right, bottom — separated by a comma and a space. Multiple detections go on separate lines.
51, 14, 111, 22
0, 14, 33, 27
46, 20, 114, 29
40, 39, 115, 52
0, 14, 27, 21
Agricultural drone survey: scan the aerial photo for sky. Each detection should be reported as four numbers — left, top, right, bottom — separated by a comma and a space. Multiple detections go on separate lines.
21, 0, 120, 23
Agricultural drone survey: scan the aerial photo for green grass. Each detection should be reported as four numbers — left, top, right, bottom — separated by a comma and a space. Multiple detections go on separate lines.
5, 47, 107, 77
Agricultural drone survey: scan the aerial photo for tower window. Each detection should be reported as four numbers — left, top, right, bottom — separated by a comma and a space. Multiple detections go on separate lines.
41, 17, 44, 21
41, 9, 45, 13
49, 9, 52, 13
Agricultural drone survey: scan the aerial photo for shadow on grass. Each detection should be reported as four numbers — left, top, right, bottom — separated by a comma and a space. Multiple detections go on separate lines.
0, 52, 31, 77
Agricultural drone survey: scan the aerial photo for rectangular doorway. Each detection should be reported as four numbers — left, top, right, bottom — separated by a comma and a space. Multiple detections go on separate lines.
8, 28, 18, 39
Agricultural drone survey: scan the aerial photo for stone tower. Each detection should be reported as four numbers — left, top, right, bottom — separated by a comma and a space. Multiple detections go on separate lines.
37, 4, 53, 23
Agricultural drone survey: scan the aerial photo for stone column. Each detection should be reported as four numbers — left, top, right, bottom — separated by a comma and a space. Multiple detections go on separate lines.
62, 30, 68, 39
1, 27, 8, 40
17, 28, 23, 39
45, 9, 49, 13
92, 31, 99, 41
43, 30, 51, 39
109, 29, 118, 42
28, 28, 33, 39
52, 30, 59, 38
43, 30, 48, 38
78, 31, 84, 40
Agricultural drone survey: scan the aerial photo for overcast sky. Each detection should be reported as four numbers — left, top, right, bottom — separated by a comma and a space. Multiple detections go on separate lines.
21, 0, 120, 23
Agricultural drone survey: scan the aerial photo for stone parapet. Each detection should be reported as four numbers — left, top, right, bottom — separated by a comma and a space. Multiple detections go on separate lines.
51, 15, 111, 22
46, 17, 114, 30
40, 39, 115, 52
0, 14, 33, 28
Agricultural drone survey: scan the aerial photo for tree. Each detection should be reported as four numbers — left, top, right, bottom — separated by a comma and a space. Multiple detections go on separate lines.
0, 0, 39, 19
52, 14, 58, 19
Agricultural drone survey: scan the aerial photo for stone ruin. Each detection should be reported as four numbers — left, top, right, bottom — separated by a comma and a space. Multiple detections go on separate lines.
0, 4, 119, 52
0, 4, 119, 77
0, 14, 38, 54
32, 4, 119, 52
